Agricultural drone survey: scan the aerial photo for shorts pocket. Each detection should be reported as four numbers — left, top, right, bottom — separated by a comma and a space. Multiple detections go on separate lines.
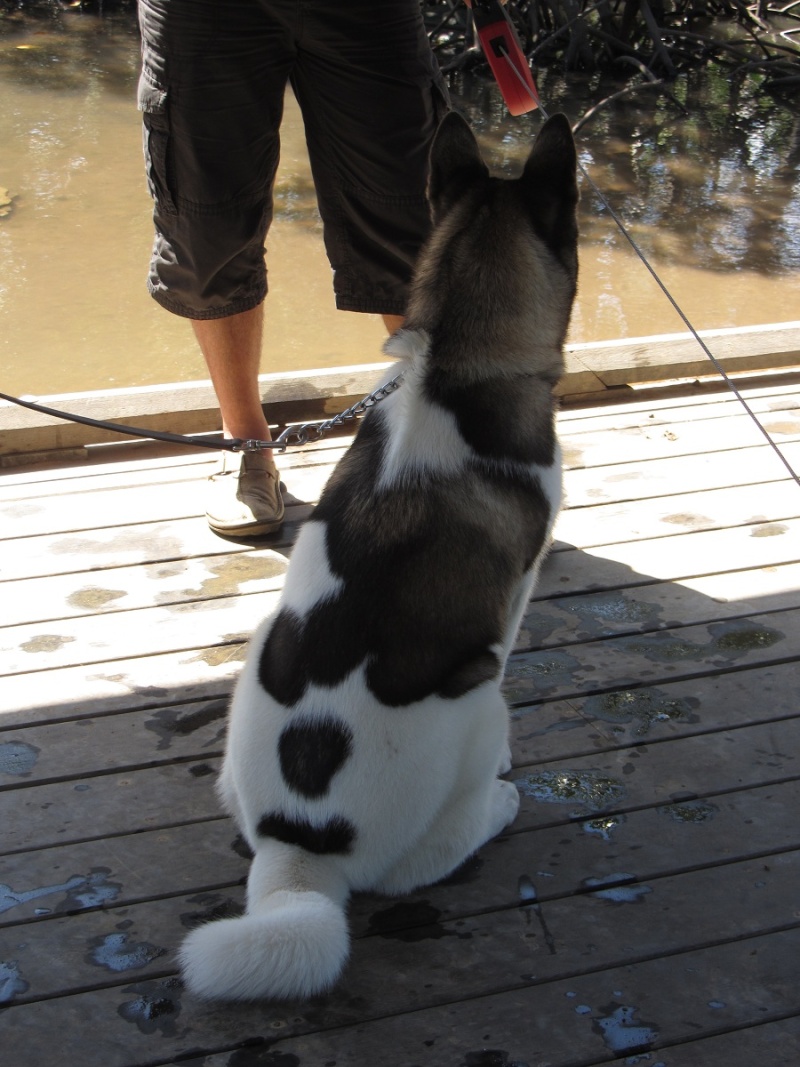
138, 70, 177, 215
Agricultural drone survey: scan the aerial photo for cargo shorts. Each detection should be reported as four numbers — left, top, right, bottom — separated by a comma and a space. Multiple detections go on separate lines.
137, 0, 449, 320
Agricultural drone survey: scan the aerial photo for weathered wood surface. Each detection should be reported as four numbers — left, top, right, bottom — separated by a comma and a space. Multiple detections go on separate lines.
1, 324, 798, 456
1, 379, 799, 1066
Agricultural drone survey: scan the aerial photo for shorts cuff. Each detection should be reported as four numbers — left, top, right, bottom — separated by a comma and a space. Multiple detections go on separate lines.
148, 283, 267, 320
335, 295, 408, 317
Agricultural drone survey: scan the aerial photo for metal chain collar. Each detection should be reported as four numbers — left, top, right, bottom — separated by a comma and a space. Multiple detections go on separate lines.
240, 370, 406, 452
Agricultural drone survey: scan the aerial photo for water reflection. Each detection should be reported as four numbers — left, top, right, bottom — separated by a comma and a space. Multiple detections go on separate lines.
0, 8, 797, 396
452, 68, 800, 275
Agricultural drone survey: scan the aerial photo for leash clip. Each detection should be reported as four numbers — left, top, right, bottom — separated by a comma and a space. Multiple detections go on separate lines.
232, 438, 284, 453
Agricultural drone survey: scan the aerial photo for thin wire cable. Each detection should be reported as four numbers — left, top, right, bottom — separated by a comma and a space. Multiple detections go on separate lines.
499, 46, 800, 489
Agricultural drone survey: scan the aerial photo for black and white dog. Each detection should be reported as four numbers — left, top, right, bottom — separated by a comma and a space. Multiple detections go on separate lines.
181, 111, 579, 1001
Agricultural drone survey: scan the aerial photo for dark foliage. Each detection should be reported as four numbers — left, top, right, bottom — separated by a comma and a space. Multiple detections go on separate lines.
423, 1, 799, 99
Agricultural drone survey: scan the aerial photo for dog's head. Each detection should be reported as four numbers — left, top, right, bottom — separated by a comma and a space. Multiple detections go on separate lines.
407, 112, 578, 380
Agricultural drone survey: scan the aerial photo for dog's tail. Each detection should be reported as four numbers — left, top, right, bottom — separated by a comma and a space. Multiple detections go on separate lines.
179, 847, 350, 1001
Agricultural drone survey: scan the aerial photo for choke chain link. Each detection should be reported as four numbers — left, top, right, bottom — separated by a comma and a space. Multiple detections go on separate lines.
261, 370, 406, 451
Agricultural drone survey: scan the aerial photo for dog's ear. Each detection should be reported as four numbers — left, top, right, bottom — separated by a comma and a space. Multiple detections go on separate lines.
428, 111, 490, 222
521, 113, 579, 248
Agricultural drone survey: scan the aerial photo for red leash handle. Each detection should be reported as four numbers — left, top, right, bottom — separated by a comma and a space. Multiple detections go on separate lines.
466, 0, 539, 116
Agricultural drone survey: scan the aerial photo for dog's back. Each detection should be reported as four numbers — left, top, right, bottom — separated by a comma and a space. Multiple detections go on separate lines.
180, 111, 579, 1002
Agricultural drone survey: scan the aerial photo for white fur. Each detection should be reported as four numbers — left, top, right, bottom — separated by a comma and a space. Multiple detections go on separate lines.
278, 518, 343, 615
378, 366, 472, 489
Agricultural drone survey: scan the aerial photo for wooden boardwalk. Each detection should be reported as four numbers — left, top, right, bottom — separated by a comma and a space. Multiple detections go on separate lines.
1, 376, 800, 1066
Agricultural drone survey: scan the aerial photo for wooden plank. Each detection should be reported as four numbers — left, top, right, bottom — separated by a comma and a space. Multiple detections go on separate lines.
0, 758, 223, 854
561, 412, 800, 472
542, 518, 800, 597
193, 932, 800, 1067
520, 565, 800, 649
4, 707, 799, 855
556, 377, 800, 431
0, 642, 244, 721
0, 436, 346, 502
0, 548, 289, 628
1, 568, 796, 691
0, 378, 796, 493
3, 324, 798, 456
510, 716, 800, 834
4, 840, 799, 1018
556, 479, 800, 549
0, 500, 319, 583
6, 520, 800, 678
3, 514, 796, 635
0, 591, 280, 677
504, 608, 800, 705
509, 660, 800, 759
5, 773, 800, 1000
563, 441, 800, 506
1, 771, 798, 934
1, 555, 797, 719
0, 821, 243, 927
1, 654, 792, 785
569, 320, 800, 386
2, 405, 796, 525
195, 1019, 800, 1067
0, 429, 349, 493
3, 907, 798, 1065
0, 459, 330, 541
0, 697, 228, 784
620, 1019, 800, 1066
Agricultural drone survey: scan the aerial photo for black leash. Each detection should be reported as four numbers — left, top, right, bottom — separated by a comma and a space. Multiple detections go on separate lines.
0, 389, 268, 452
0, 369, 406, 454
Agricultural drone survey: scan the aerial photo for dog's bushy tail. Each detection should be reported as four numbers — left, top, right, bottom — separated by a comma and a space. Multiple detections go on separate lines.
179, 853, 349, 1001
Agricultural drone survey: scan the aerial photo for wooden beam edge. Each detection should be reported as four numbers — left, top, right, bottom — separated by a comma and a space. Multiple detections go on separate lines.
1, 323, 798, 456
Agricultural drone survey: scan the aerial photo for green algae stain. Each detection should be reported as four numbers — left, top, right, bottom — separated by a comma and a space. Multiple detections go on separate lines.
515, 769, 626, 811
20, 634, 76, 654
621, 633, 701, 662
623, 619, 784, 665
661, 512, 714, 528
712, 625, 783, 654
658, 799, 718, 823
507, 655, 575, 678
67, 586, 126, 610
584, 687, 698, 737
561, 591, 662, 637
179, 553, 288, 601
750, 523, 789, 538
582, 814, 626, 840
188, 643, 248, 668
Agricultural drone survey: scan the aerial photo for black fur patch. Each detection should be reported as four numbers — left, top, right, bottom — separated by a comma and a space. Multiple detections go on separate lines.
278, 717, 353, 799
256, 811, 356, 855
424, 370, 558, 466
437, 648, 501, 698
253, 407, 551, 710
257, 609, 306, 707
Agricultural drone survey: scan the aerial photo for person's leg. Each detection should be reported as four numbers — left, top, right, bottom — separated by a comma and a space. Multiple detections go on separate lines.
192, 306, 271, 445
138, 0, 296, 536
194, 304, 286, 538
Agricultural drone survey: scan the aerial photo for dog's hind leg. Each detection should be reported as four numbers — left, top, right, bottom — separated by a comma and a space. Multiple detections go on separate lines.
375, 776, 519, 896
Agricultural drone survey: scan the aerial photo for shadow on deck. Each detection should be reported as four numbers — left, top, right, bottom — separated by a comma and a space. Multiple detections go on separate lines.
2, 376, 800, 1066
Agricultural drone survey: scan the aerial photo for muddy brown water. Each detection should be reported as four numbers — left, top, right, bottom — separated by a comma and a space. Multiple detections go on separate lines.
0, 10, 797, 397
